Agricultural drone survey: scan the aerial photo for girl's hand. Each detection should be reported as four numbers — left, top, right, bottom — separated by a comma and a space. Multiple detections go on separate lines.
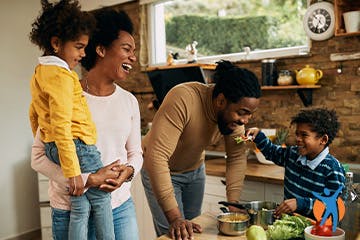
69, 175, 84, 196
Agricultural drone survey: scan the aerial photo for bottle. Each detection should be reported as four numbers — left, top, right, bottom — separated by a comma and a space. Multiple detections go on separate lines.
261, 59, 278, 86
339, 172, 359, 240
342, 172, 358, 204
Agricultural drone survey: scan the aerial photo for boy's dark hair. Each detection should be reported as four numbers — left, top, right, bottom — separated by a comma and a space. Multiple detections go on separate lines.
291, 108, 340, 146
29, 0, 95, 55
81, 9, 134, 71
212, 60, 261, 103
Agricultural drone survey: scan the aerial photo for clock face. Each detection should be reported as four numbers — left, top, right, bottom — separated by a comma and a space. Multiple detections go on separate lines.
303, 2, 335, 41
307, 8, 332, 34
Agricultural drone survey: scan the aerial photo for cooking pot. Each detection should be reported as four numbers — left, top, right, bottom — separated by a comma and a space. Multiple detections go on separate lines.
219, 201, 278, 229
294, 65, 323, 85
216, 212, 250, 236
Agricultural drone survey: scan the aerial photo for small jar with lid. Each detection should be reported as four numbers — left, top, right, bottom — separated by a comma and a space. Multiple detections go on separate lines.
277, 70, 293, 86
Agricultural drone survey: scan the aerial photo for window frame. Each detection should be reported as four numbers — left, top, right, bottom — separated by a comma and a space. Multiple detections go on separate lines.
147, 0, 311, 66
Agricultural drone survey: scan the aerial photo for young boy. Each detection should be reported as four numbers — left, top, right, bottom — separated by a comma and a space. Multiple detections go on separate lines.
246, 108, 345, 218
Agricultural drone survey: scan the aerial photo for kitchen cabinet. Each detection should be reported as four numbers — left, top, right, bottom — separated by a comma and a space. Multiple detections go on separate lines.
334, 0, 360, 37
131, 175, 157, 240
36, 173, 156, 240
202, 175, 284, 214
37, 173, 52, 240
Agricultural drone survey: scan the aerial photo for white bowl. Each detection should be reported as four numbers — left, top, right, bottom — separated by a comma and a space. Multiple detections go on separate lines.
304, 226, 345, 240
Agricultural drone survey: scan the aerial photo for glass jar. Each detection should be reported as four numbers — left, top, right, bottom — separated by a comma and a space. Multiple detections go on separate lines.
277, 70, 293, 86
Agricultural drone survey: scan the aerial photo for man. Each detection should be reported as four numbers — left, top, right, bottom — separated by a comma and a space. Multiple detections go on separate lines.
141, 60, 261, 239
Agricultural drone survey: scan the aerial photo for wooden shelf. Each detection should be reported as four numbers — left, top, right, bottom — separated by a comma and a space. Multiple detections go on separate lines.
261, 85, 321, 90
146, 63, 216, 72
334, 0, 360, 37
261, 85, 321, 107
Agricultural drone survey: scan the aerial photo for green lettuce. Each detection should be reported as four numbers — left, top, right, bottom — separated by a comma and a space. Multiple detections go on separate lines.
266, 214, 312, 240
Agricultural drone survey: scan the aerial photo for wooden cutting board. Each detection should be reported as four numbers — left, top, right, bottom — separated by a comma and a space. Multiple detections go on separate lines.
156, 212, 246, 240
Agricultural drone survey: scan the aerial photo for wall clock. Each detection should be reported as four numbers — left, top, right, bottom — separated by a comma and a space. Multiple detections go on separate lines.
303, 1, 335, 41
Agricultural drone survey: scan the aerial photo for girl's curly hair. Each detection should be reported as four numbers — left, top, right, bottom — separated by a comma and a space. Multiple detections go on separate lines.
29, 0, 95, 55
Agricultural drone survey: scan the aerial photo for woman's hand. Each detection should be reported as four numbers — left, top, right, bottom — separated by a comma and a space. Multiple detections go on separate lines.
274, 198, 297, 218
99, 164, 135, 192
86, 161, 122, 192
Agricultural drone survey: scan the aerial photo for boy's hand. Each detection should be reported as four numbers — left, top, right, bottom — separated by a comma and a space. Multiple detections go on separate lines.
245, 127, 261, 140
69, 175, 84, 196
274, 198, 297, 218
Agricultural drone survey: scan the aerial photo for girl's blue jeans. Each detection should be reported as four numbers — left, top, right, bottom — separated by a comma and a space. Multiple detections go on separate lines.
52, 198, 139, 240
45, 139, 114, 240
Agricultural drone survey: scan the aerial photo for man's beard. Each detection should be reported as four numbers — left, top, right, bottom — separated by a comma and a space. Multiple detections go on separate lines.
217, 112, 233, 135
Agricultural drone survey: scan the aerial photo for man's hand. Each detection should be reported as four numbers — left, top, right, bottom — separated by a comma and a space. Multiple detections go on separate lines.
69, 175, 84, 196
274, 198, 297, 218
165, 208, 202, 240
169, 218, 202, 240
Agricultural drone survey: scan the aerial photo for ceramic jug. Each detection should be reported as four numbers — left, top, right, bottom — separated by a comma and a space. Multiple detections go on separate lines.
295, 65, 323, 85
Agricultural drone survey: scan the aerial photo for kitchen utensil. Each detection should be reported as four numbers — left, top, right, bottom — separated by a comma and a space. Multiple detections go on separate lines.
216, 212, 250, 236
295, 65, 323, 85
304, 226, 345, 240
218, 201, 278, 229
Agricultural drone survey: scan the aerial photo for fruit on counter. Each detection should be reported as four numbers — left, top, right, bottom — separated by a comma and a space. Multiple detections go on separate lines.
310, 222, 332, 236
246, 225, 267, 240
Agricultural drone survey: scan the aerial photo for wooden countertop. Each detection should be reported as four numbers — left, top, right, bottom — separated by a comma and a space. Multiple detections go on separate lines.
205, 158, 284, 185
156, 212, 246, 240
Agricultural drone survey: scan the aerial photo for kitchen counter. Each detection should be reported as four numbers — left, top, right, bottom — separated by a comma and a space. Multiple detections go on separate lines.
156, 212, 246, 240
205, 158, 284, 185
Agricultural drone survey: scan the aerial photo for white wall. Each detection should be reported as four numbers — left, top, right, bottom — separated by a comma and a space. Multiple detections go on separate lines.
0, 1, 42, 239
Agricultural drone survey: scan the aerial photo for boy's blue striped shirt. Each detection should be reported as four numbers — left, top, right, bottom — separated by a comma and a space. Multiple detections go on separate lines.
253, 131, 345, 217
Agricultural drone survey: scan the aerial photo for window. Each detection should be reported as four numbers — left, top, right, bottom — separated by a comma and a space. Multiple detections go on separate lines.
148, 0, 309, 65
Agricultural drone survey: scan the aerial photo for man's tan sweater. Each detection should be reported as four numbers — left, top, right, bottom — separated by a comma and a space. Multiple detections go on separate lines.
143, 82, 248, 212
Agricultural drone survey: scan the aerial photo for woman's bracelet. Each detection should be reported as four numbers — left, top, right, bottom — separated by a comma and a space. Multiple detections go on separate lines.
125, 164, 135, 182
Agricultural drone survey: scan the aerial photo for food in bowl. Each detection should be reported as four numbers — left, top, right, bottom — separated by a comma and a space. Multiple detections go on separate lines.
218, 213, 249, 223
304, 226, 345, 240
217, 212, 249, 236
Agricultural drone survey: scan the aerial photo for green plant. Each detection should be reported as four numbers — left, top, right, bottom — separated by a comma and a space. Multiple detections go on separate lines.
275, 128, 289, 146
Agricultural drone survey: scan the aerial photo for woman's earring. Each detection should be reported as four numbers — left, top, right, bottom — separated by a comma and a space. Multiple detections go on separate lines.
54, 48, 58, 53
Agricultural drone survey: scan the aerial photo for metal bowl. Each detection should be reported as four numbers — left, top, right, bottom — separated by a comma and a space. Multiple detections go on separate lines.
247, 201, 278, 229
217, 212, 250, 236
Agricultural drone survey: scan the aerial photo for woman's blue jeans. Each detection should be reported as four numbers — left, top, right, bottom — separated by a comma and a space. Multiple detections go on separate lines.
52, 198, 139, 240
141, 164, 205, 236
45, 140, 114, 240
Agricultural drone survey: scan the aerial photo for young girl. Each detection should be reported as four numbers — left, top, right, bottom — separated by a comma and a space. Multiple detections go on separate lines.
29, 1, 114, 239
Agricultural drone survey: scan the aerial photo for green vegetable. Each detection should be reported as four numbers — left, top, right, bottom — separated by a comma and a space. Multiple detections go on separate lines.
266, 214, 312, 240
234, 135, 252, 144
247, 225, 267, 240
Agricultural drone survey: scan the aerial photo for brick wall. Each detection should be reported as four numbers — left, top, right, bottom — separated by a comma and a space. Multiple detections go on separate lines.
114, 1, 360, 164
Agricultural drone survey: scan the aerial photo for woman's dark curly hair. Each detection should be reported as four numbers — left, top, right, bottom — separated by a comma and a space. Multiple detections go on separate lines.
81, 9, 134, 71
291, 108, 340, 146
212, 60, 261, 103
29, 0, 95, 55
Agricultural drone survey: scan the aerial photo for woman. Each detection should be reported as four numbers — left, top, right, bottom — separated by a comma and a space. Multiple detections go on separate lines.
31, 8, 142, 240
